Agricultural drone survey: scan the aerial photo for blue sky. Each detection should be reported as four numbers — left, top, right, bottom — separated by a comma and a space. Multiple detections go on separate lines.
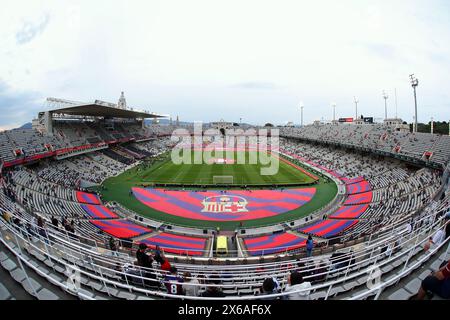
0, 0, 449, 130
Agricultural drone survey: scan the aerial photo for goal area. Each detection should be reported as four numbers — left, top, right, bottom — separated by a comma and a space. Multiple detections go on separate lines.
213, 175, 234, 185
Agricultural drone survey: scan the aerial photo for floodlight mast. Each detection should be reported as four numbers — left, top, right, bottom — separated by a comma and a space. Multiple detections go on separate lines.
410, 74, 419, 133
394, 88, 398, 119
382, 90, 389, 120
332, 103, 336, 122
353, 97, 359, 120
300, 102, 304, 127
431, 117, 434, 134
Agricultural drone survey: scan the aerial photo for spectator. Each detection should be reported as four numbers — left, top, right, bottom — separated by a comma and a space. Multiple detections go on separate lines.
412, 260, 450, 300
2, 211, 12, 224
51, 215, 58, 228
284, 271, 311, 300
182, 271, 200, 297
136, 243, 153, 268
164, 266, 184, 296
312, 261, 328, 282
161, 256, 172, 272
259, 277, 281, 299
109, 236, 118, 252
201, 278, 225, 297
445, 220, 450, 240
424, 226, 446, 252
37, 216, 49, 244
154, 245, 164, 264
306, 235, 314, 257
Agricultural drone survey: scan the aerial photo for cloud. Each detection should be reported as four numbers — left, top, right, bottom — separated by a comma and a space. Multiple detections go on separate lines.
16, 13, 50, 45
230, 82, 280, 90
0, 0, 449, 127
0, 80, 42, 128
362, 43, 397, 61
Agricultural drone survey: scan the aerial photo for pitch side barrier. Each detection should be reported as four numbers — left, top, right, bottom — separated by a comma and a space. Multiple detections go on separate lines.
0, 206, 447, 300
145, 182, 318, 189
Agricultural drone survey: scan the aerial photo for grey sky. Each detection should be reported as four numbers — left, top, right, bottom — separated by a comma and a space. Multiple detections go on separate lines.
0, 0, 449, 130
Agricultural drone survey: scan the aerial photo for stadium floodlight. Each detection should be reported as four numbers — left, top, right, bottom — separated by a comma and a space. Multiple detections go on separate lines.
382, 90, 389, 120
394, 88, 398, 119
431, 117, 434, 134
332, 103, 336, 122
353, 96, 359, 120
300, 102, 304, 127
410, 74, 419, 133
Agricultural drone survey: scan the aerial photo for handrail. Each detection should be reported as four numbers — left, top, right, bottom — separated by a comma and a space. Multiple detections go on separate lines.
1, 202, 446, 299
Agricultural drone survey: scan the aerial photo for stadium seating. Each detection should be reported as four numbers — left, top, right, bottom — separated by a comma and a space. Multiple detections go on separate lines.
76, 191, 101, 205
81, 205, 119, 219
243, 233, 307, 256
89, 219, 152, 239
329, 204, 369, 219
299, 219, 359, 238
140, 233, 208, 256
344, 192, 373, 205
0, 121, 449, 300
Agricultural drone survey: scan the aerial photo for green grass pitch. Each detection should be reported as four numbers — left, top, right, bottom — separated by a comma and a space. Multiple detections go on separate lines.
96, 151, 338, 230
134, 150, 316, 186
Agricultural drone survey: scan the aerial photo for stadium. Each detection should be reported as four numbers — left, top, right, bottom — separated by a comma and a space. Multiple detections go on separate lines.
2, 2, 450, 309
0, 92, 449, 302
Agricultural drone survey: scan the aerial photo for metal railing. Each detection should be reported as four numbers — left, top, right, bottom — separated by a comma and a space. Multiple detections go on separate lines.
1, 199, 448, 300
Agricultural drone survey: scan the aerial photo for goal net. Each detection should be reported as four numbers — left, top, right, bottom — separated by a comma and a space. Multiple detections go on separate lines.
213, 175, 234, 184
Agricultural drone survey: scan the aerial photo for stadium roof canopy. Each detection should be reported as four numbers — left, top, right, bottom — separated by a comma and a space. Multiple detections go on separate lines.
42, 98, 166, 119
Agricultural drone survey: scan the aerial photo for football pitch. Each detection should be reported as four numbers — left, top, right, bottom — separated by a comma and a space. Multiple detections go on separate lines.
97, 151, 338, 230
132, 150, 317, 186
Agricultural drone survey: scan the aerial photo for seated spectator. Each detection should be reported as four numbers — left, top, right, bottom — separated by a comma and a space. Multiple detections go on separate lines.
136, 243, 153, 268
109, 236, 118, 253
154, 245, 164, 264
312, 261, 328, 282
446, 220, 450, 240
182, 271, 200, 297
121, 263, 145, 286
200, 278, 225, 297
2, 211, 12, 223
424, 227, 446, 252
164, 266, 184, 296
412, 260, 450, 300
259, 277, 281, 299
284, 271, 311, 300
161, 257, 172, 271
51, 215, 58, 228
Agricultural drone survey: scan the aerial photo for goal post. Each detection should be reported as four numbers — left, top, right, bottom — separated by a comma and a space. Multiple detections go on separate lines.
213, 175, 234, 185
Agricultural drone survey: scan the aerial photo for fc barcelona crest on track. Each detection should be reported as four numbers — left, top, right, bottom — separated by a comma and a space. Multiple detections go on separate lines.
201, 195, 248, 214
